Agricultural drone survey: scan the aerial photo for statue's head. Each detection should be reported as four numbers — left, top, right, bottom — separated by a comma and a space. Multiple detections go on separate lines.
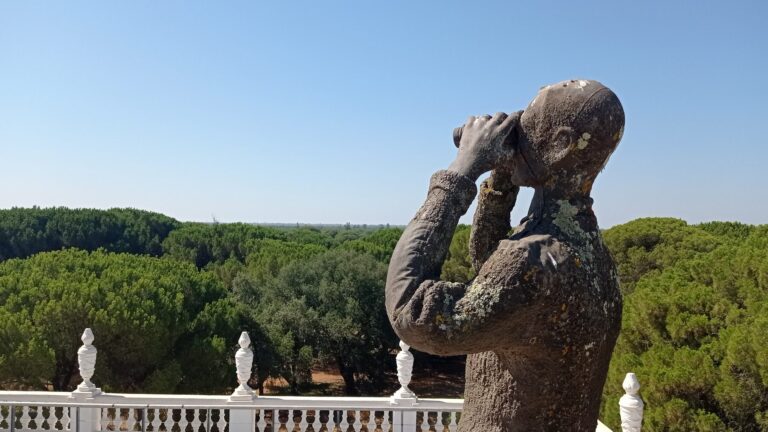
506, 79, 624, 195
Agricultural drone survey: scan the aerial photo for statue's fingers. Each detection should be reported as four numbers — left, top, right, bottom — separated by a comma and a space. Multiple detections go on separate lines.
491, 112, 508, 124
499, 110, 521, 131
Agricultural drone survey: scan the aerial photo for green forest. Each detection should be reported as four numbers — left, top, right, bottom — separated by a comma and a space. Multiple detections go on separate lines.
0, 207, 766, 431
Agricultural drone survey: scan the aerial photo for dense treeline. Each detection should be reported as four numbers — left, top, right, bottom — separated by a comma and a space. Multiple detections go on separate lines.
0, 208, 401, 396
600, 219, 768, 431
233, 250, 394, 395
0, 249, 231, 393
0, 207, 179, 260
0, 208, 766, 431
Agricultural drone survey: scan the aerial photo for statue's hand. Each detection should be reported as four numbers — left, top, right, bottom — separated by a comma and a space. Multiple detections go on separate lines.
448, 111, 521, 181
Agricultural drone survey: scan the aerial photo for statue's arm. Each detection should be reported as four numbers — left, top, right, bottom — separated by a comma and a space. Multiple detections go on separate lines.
385, 168, 477, 324
469, 170, 519, 271
386, 112, 525, 355
386, 169, 538, 356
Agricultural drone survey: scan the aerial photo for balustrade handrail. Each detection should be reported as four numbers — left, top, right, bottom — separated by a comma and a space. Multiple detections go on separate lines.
0, 393, 463, 411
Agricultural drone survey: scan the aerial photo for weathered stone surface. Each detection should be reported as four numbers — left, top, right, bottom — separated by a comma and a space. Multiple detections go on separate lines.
386, 80, 625, 431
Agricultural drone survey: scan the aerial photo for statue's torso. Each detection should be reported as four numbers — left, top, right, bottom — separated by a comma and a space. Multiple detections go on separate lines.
459, 228, 622, 432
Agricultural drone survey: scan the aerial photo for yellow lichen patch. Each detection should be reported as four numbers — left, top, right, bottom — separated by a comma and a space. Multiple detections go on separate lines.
574, 256, 582, 268
523, 267, 538, 282
577, 132, 591, 149
614, 125, 624, 142
480, 182, 495, 195
580, 177, 594, 194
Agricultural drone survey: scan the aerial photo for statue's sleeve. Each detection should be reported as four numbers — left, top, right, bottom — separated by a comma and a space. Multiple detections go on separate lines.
385, 169, 477, 322
386, 170, 538, 356
469, 172, 519, 271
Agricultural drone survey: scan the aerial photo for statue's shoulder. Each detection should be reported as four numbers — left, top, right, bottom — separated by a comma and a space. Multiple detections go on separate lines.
492, 234, 558, 266
498, 233, 557, 252
493, 234, 574, 272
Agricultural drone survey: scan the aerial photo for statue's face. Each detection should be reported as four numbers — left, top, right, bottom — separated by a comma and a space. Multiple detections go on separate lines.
497, 100, 549, 188
499, 122, 538, 187
502, 80, 625, 190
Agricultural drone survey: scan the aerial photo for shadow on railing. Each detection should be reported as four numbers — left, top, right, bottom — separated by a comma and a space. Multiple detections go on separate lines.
0, 329, 643, 432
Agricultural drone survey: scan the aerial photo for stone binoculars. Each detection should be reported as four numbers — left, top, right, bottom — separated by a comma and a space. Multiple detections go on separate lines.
452, 115, 520, 149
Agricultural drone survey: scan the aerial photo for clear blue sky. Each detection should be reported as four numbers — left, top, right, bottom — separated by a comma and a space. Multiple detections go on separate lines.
1, 1, 766, 226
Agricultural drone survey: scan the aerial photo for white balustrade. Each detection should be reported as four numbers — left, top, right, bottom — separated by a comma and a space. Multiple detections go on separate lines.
619, 372, 644, 432
0, 329, 638, 432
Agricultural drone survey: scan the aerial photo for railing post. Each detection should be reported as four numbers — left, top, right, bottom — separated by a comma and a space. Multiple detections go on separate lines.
230, 332, 255, 402
390, 341, 418, 432
229, 331, 256, 432
228, 409, 255, 432
75, 406, 100, 432
619, 372, 644, 432
69, 328, 102, 432
70, 329, 102, 399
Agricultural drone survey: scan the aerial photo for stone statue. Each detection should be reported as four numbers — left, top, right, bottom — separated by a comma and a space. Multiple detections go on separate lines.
385, 79, 625, 431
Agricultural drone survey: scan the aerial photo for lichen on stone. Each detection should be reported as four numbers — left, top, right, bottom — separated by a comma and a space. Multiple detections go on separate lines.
552, 200, 582, 238
453, 279, 502, 327
577, 132, 591, 149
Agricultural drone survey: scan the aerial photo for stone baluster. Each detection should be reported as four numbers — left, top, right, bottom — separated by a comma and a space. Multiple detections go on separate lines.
391, 340, 418, 432
258, 409, 270, 431
619, 373, 644, 432
190, 409, 203, 432
60, 406, 71, 430
229, 331, 256, 432
382, 411, 392, 431
448, 411, 459, 431
215, 409, 227, 432
19, 406, 31, 430
150, 409, 161, 431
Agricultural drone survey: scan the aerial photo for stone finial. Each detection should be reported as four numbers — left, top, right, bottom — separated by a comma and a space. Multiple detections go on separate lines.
71, 328, 101, 399
230, 331, 255, 401
391, 340, 417, 403
619, 373, 644, 432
